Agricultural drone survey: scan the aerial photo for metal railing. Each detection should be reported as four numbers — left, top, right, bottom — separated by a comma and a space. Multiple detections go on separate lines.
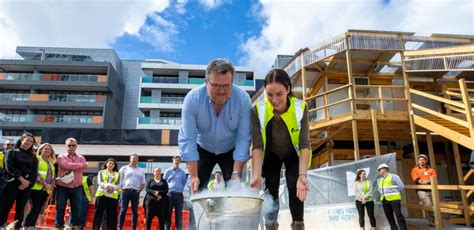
0, 93, 105, 103
0, 73, 102, 82
140, 96, 185, 104
138, 117, 182, 125
0, 114, 100, 124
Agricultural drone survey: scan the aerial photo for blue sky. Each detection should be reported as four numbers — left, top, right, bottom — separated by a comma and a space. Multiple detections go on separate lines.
113, 0, 262, 65
0, 0, 473, 77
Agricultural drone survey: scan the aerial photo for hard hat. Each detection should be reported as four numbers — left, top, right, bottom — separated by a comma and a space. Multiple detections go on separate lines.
58, 171, 74, 184
377, 163, 390, 171
418, 154, 429, 161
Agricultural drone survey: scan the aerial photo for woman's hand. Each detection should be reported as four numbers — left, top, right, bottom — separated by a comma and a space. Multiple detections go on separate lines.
296, 175, 309, 202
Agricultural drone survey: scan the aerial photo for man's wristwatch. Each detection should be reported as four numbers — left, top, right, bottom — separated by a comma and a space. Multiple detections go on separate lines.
232, 170, 241, 175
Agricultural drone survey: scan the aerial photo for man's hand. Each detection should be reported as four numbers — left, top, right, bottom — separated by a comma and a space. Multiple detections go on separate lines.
250, 177, 263, 190
296, 175, 309, 202
190, 176, 200, 194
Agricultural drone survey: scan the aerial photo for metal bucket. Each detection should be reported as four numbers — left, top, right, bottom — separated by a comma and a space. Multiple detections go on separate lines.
192, 195, 263, 230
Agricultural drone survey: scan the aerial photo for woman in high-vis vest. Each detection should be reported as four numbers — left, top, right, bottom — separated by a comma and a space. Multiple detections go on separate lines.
354, 169, 376, 230
93, 158, 120, 230
250, 69, 311, 230
23, 143, 57, 227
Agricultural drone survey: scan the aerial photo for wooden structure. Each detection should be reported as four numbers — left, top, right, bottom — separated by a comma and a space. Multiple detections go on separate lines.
278, 30, 474, 228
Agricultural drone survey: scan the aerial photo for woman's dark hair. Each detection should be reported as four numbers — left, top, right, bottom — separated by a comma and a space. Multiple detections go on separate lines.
15, 132, 36, 153
355, 169, 366, 181
264, 69, 295, 97
103, 158, 118, 172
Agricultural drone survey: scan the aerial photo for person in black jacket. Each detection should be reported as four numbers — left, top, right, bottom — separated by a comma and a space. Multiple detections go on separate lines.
0, 132, 38, 228
144, 167, 169, 230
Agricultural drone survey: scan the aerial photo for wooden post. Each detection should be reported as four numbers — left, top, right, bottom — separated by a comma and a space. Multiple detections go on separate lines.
399, 36, 420, 160
371, 109, 381, 156
459, 78, 474, 139
301, 55, 307, 100
452, 142, 472, 227
430, 175, 442, 230
346, 35, 359, 161
352, 119, 360, 161
426, 132, 437, 172
324, 75, 330, 120
379, 86, 384, 114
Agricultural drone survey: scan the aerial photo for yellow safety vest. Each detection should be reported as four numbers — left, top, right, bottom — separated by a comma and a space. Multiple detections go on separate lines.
377, 173, 402, 201
256, 97, 311, 167
207, 179, 225, 191
355, 180, 372, 202
31, 156, 55, 194
82, 176, 92, 202
95, 170, 119, 199
0, 151, 4, 169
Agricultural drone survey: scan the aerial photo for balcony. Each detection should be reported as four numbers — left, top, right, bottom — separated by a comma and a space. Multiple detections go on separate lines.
137, 117, 181, 129
0, 114, 103, 128
0, 93, 106, 109
139, 96, 184, 110
141, 76, 254, 88
0, 73, 107, 82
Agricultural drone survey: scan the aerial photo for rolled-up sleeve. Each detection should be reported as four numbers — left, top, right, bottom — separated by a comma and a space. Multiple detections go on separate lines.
393, 175, 405, 191
233, 94, 252, 162
179, 92, 199, 162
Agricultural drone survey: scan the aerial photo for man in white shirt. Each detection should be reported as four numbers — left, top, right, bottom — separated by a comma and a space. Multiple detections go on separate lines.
118, 153, 145, 230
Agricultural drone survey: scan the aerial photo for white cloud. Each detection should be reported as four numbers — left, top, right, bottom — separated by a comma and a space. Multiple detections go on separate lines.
240, 0, 474, 77
138, 14, 179, 53
199, 0, 230, 10
175, 0, 189, 14
0, 0, 171, 57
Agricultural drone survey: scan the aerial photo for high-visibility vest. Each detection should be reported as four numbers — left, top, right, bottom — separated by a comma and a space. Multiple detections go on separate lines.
95, 170, 119, 199
82, 176, 92, 202
256, 97, 311, 167
0, 151, 4, 169
377, 173, 402, 201
31, 156, 55, 194
355, 180, 372, 202
207, 179, 225, 191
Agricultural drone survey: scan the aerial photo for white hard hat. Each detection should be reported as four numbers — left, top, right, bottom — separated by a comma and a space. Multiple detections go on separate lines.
58, 171, 74, 184
377, 163, 390, 170
418, 154, 428, 161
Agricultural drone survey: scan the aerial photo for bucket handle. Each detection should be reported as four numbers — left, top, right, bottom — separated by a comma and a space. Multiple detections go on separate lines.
197, 198, 215, 230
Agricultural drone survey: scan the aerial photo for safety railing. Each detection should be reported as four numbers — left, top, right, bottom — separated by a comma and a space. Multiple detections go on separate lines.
404, 176, 474, 229
140, 96, 185, 104
354, 85, 407, 114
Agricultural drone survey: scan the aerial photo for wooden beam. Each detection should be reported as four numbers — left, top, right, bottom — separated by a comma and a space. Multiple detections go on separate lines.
414, 115, 474, 149
412, 103, 469, 128
453, 142, 472, 227
309, 114, 353, 130
431, 176, 443, 229
410, 88, 466, 110
400, 43, 420, 159
301, 54, 307, 100
426, 132, 437, 172
352, 119, 360, 161
371, 109, 381, 156
459, 78, 474, 139
404, 44, 474, 57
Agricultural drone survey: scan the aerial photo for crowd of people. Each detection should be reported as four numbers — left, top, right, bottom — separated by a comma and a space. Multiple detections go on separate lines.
0, 59, 439, 230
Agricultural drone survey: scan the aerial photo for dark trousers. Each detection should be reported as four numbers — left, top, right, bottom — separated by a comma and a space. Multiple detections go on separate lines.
145, 196, 167, 230
263, 150, 303, 224
71, 191, 90, 227
0, 181, 31, 228
23, 189, 49, 227
196, 145, 234, 191
119, 189, 140, 230
55, 185, 82, 228
355, 200, 376, 228
382, 199, 407, 230
165, 192, 183, 230
93, 196, 118, 230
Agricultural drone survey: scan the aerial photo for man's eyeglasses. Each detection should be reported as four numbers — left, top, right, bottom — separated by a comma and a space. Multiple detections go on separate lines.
207, 81, 232, 90
67, 144, 77, 147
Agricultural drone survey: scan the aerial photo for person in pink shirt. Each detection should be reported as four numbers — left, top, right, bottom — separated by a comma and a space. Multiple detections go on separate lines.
55, 137, 88, 228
